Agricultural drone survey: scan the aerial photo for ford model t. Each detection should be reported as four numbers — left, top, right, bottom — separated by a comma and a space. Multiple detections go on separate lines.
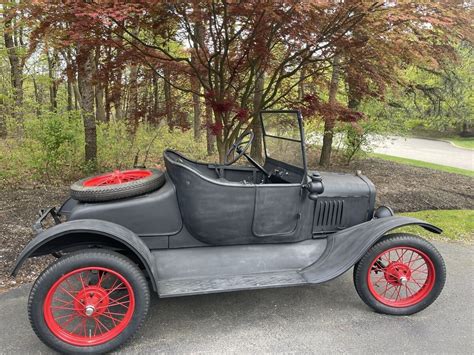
12, 111, 445, 353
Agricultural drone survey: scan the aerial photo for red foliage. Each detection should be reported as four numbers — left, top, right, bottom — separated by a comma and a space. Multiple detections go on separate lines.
207, 121, 224, 136
235, 108, 249, 122
212, 100, 234, 114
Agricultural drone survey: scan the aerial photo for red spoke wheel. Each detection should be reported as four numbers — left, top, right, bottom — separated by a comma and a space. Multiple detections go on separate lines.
367, 247, 435, 307
83, 170, 153, 187
354, 233, 446, 315
44, 267, 135, 346
28, 250, 150, 353
70, 168, 165, 202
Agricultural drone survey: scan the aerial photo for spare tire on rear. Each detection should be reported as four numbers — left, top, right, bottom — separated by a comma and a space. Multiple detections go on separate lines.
70, 168, 165, 202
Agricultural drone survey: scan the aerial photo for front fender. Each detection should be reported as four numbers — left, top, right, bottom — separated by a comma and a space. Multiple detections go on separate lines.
11, 219, 158, 291
301, 216, 441, 283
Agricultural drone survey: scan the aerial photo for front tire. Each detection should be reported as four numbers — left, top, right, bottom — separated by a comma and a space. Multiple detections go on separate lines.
354, 233, 446, 315
28, 250, 150, 353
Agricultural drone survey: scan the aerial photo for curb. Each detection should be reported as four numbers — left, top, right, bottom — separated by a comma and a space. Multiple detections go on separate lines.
441, 139, 473, 151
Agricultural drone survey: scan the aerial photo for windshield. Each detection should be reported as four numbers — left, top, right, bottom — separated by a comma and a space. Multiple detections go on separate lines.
260, 111, 306, 170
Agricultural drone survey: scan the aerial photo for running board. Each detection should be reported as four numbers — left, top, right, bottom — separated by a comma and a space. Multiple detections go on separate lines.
157, 271, 307, 297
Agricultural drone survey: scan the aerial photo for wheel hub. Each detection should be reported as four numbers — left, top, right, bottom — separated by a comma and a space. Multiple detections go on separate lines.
74, 286, 109, 317
85, 305, 95, 316
384, 262, 412, 286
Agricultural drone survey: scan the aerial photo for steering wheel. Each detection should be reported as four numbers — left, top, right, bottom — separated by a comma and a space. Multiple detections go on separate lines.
224, 131, 254, 165
224, 131, 270, 177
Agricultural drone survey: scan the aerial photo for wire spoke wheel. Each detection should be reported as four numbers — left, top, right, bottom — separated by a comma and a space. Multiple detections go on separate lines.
367, 247, 436, 307
83, 170, 153, 187
70, 168, 165, 202
354, 234, 445, 315
44, 266, 135, 347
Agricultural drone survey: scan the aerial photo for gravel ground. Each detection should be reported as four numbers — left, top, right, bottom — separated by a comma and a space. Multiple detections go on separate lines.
1, 158, 473, 293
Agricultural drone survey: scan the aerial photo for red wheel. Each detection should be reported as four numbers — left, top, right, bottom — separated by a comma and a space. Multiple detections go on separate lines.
70, 168, 165, 202
354, 233, 446, 315
82, 169, 152, 187
367, 247, 435, 307
44, 267, 135, 346
28, 250, 149, 353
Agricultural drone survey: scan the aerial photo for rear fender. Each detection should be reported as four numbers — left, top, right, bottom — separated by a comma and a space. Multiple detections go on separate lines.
301, 216, 441, 283
11, 219, 158, 291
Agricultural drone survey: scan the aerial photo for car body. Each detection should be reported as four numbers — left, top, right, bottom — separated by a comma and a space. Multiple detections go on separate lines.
12, 110, 446, 353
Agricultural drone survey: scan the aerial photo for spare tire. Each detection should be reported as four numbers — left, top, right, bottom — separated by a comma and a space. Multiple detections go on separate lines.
70, 168, 165, 202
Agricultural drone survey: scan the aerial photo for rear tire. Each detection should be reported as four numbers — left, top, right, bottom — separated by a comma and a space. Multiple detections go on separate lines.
28, 250, 150, 353
353, 233, 446, 315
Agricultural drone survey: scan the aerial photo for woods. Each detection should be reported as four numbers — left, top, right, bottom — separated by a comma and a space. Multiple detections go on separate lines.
0, 1, 472, 182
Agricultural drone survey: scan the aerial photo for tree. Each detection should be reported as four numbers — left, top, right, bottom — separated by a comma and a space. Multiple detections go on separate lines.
319, 54, 341, 167
77, 43, 97, 166
316, 1, 472, 165
21, 1, 105, 163
4, 0, 472, 171
376, 44, 473, 135
77, 1, 377, 162
2, 5, 25, 132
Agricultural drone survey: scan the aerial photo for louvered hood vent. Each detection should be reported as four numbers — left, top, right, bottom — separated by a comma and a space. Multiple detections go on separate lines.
314, 199, 344, 227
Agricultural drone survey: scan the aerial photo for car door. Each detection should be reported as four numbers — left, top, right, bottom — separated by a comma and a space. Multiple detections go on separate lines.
252, 184, 304, 238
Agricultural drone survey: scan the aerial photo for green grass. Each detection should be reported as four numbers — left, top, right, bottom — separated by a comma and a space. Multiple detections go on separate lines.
370, 153, 474, 177
398, 210, 474, 243
448, 137, 474, 150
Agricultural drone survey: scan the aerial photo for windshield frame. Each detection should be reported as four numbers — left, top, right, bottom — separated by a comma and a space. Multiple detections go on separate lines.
259, 110, 308, 180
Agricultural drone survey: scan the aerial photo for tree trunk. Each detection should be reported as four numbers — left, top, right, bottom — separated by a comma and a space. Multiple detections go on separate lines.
73, 82, 80, 110
3, 16, 23, 120
192, 78, 201, 141
250, 71, 265, 163
205, 103, 215, 155
47, 49, 58, 111
113, 69, 123, 120
152, 72, 160, 123
128, 63, 139, 128
77, 44, 97, 167
319, 54, 341, 167
94, 47, 106, 122
0, 96, 6, 138
114, 97, 123, 120
32, 77, 42, 117
62, 48, 75, 111
104, 81, 111, 122
347, 76, 361, 111
191, 21, 203, 141
95, 86, 106, 123
67, 78, 74, 111
163, 68, 173, 130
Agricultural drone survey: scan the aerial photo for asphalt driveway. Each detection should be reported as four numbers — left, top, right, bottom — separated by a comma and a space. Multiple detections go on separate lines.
0, 241, 472, 354
372, 136, 473, 170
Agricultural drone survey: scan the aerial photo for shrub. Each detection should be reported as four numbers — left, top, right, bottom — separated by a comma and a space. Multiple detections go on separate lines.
23, 111, 84, 178
96, 121, 210, 171
0, 116, 210, 186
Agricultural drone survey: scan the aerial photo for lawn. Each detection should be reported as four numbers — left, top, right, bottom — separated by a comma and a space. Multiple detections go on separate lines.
399, 209, 474, 243
370, 153, 474, 177
448, 137, 474, 150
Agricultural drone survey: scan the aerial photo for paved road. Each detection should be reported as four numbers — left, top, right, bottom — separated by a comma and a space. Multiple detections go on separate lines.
372, 136, 473, 170
0, 241, 472, 354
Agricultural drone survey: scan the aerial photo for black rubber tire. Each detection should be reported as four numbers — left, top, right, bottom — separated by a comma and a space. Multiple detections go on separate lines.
28, 250, 150, 354
353, 233, 446, 315
70, 168, 165, 202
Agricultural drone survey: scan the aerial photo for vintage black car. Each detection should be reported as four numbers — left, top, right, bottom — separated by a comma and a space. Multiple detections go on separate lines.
12, 110, 446, 353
